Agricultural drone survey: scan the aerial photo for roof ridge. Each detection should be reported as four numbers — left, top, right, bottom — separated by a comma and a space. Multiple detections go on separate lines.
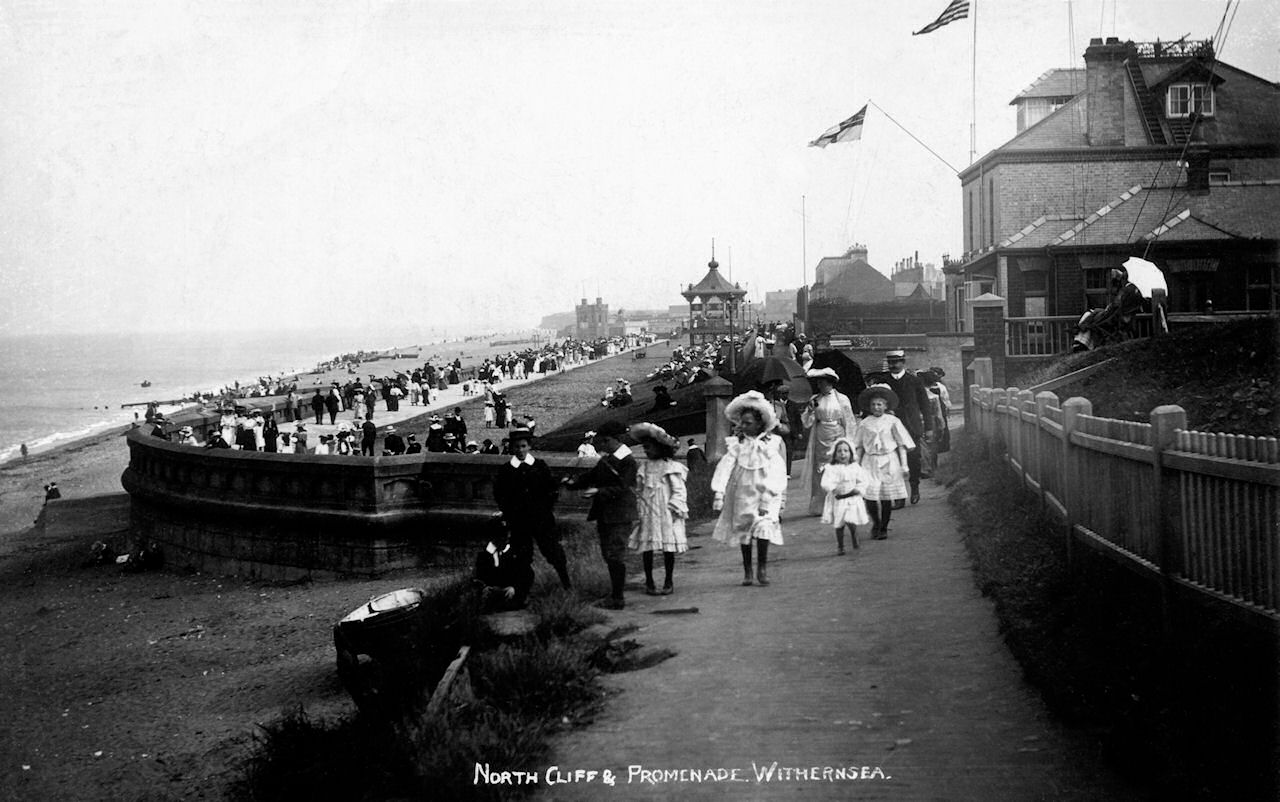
1049, 184, 1144, 246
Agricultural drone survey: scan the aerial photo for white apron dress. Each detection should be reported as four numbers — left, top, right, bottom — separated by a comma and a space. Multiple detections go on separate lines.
710, 432, 788, 545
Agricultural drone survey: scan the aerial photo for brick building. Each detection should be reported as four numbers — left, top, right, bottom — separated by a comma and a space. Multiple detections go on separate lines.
575, 297, 609, 340
946, 36, 1280, 333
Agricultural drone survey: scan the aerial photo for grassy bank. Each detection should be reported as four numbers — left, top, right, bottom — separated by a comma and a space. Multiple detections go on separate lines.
941, 432, 1278, 801
232, 526, 615, 801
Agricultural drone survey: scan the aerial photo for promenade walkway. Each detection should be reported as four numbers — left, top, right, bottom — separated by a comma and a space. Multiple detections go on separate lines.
534, 471, 1143, 801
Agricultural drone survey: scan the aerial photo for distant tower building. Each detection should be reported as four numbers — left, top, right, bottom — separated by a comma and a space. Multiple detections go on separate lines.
575, 297, 609, 340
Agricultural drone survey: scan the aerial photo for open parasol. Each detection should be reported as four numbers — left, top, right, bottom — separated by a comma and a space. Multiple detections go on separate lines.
735, 354, 809, 397
1122, 256, 1167, 297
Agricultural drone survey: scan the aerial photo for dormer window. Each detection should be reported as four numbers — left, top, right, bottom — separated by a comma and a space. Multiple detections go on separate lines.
1167, 83, 1213, 118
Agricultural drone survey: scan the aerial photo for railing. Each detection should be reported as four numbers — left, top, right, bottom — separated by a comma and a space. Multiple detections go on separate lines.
969, 384, 1280, 630
1132, 39, 1213, 59
1005, 313, 1156, 357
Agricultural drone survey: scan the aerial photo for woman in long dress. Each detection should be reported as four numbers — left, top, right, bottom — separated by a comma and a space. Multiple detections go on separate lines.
711, 391, 788, 586
799, 368, 859, 515
853, 384, 914, 540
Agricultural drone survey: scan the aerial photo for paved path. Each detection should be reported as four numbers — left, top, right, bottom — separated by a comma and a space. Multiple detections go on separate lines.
530, 473, 1144, 801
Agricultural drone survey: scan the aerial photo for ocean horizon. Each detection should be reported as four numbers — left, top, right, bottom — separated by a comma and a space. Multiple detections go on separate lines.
0, 326, 527, 464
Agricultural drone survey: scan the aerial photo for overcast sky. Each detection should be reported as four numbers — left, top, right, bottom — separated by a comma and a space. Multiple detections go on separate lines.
0, 0, 1274, 337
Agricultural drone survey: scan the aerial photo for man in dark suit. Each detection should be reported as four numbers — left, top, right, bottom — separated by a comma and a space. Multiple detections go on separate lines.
360, 417, 377, 456
383, 425, 406, 456
494, 428, 571, 590
868, 349, 933, 504
564, 419, 637, 609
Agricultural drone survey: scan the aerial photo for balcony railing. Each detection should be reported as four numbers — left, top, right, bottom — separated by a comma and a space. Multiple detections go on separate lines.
1005, 314, 1157, 357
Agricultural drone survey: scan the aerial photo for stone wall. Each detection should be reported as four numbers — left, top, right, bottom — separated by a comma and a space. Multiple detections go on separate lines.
123, 430, 606, 579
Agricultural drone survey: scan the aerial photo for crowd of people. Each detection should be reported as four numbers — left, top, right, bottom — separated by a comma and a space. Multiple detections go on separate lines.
474, 346, 952, 612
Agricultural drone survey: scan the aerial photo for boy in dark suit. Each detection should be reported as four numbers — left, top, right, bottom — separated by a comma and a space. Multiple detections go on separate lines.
494, 428, 571, 590
564, 420, 637, 609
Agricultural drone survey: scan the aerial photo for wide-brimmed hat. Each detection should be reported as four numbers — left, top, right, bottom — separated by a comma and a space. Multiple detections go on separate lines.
508, 427, 534, 443
629, 422, 678, 449
583, 430, 596, 440
295, 423, 306, 430
178, 426, 193, 435
806, 367, 839, 384
858, 383, 899, 412
724, 390, 778, 433
385, 425, 396, 433
917, 370, 939, 386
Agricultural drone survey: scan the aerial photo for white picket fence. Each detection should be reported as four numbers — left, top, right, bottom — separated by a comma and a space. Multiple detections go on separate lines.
969, 384, 1280, 629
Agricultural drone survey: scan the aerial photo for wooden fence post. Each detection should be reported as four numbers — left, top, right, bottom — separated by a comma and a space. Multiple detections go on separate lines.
1151, 404, 1187, 636
1017, 389, 1034, 488
1061, 397, 1093, 569
1035, 391, 1060, 505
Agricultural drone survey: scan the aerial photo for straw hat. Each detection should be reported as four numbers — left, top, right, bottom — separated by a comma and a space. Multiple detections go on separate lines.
629, 422, 678, 449
858, 383, 899, 413
724, 390, 778, 433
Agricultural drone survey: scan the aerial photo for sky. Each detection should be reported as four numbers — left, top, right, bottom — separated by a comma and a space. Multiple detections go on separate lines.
0, 0, 1274, 338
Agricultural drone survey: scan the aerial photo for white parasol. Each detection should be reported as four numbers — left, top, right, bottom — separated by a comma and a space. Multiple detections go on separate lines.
1122, 256, 1167, 297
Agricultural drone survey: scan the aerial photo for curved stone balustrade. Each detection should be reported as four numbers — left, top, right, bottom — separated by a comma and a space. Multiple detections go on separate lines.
122, 429, 597, 580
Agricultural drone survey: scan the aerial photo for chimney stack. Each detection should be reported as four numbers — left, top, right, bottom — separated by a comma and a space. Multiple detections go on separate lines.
1084, 37, 1131, 147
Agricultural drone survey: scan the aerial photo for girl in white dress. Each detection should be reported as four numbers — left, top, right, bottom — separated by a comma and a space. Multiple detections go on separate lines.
627, 422, 688, 595
820, 437, 872, 554
853, 385, 915, 540
711, 391, 788, 586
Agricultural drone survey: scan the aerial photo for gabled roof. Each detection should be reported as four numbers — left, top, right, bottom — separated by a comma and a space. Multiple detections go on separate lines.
1009, 69, 1085, 104
1145, 58, 1227, 92
1048, 180, 1280, 248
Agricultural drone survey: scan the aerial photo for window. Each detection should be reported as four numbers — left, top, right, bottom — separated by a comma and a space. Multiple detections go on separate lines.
1245, 265, 1278, 312
1167, 83, 1213, 118
1209, 170, 1231, 184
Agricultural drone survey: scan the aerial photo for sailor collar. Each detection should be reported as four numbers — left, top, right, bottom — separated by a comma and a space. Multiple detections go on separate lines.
610, 444, 633, 460
509, 454, 535, 468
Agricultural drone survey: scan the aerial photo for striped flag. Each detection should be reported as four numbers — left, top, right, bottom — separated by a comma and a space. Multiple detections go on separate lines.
808, 105, 867, 148
913, 0, 969, 35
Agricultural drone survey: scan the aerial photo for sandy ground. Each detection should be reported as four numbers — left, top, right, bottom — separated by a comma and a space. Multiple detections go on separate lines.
0, 340, 674, 802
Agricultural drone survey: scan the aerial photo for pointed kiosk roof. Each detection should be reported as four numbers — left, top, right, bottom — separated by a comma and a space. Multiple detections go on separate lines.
682, 257, 747, 301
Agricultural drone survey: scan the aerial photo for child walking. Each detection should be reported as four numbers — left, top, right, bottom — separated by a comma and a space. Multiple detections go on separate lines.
627, 422, 688, 595
853, 384, 914, 540
819, 437, 871, 554
711, 391, 788, 586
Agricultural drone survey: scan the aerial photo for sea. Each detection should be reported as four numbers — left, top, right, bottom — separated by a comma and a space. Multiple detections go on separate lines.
0, 327, 464, 465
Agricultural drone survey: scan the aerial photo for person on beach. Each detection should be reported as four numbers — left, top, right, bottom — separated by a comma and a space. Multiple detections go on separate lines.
310, 390, 325, 425
800, 368, 859, 515
628, 422, 687, 596
819, 437, 871, 554
494, 427, 573, 590
563, 420, 637, 609
852, 384, 914, 540
711, 391, 787, 586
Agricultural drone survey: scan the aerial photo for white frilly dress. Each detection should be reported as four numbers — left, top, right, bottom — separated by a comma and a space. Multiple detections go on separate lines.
628, 458, 689, 553
854, 414, 916, 501
710, 432, 788, 545
819, 462, 873, 526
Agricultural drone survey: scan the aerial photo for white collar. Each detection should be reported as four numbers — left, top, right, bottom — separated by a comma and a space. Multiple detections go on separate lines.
509, 454, 535, 467
890, 369, 906, 379
611, 444, 632, 459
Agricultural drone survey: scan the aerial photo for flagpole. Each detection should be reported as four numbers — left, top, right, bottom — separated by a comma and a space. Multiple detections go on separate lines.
970, 0, 978, 164
801, 194, 808, 336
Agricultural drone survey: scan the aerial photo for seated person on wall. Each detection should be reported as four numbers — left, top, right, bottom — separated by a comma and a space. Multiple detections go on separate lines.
473, 518, 534, 612
1086, 268, 1145, 342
